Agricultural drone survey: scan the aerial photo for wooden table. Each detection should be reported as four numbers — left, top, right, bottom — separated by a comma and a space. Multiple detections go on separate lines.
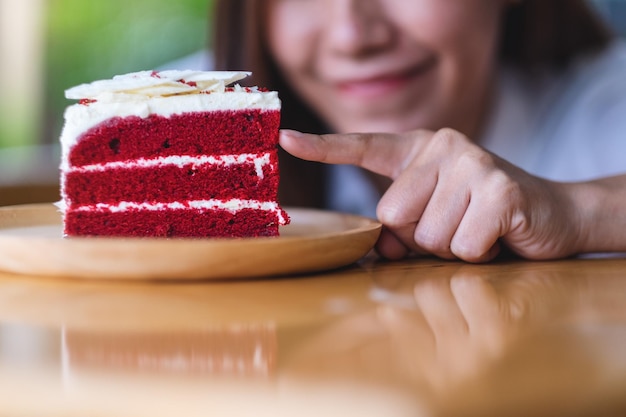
1, 254, 626, 416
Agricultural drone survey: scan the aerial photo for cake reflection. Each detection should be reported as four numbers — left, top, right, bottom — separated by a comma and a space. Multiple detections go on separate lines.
61, 323, 277, 378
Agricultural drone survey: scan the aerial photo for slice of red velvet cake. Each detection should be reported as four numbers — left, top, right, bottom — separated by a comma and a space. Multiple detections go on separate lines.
59, 70, 289, 238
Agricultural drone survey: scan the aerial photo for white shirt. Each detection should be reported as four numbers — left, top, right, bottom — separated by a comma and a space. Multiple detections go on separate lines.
480, 40, 626, 181
329, 41, 626, 217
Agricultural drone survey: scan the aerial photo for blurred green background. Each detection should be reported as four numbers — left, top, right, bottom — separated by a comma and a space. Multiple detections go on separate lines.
0, 0, 213, 151
45, 0, 213, 145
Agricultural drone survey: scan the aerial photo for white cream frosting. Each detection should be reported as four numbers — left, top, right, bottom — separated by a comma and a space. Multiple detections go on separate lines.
66, 153, 272, 179
65, 70, 252, 99
74, 199, 288, 225
60, 70, 280, 161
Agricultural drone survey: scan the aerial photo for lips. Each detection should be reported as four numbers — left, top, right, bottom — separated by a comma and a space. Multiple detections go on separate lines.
331, 58, 437, 100
336, 74, 409, 98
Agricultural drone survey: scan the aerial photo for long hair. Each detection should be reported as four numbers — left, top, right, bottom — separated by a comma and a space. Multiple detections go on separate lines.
213, 0, 614, 208
499, 0, 613, 70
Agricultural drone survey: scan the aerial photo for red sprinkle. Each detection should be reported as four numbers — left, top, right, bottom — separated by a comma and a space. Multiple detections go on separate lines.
79, 98, 97, 105
150, 71, 161, 78
179, 79, 197, 87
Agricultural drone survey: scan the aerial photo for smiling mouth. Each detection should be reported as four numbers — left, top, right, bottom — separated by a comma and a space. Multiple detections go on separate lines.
334, 58, 436, 99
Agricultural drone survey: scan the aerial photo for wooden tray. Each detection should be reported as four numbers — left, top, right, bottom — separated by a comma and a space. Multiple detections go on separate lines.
0, 204, 381, 280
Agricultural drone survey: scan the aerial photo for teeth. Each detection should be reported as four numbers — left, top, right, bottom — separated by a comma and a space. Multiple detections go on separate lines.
65, 70, 252, 100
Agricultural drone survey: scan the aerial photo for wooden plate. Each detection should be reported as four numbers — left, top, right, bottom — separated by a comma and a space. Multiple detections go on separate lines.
0, 204, 381, 280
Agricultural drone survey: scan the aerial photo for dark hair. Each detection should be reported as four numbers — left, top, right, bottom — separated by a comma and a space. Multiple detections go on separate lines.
214, 0, 330, 207
213, 0, 614, 208
499, 0, 613, 70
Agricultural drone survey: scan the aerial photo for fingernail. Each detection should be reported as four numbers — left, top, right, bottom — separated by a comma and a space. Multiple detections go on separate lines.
280, 129, 304, 138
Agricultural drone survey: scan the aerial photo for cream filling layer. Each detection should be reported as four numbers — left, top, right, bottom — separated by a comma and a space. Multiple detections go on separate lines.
72, 200, 288, 225
64, 153, 272, 179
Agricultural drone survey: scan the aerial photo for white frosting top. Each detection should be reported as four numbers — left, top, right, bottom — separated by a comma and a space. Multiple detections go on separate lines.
65, 70, 252, 99
60, 70, 280, 160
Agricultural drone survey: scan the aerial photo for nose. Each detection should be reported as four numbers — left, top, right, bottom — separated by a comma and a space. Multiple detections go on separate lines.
324, 0, 394, 57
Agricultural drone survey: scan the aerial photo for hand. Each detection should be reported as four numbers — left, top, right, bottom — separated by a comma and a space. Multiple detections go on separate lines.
376, 271, 520, 391
374, 262, 589, 392
280, 128, 584, 262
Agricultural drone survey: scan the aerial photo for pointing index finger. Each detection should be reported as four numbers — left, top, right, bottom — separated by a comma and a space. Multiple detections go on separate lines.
279, 129, 426, 179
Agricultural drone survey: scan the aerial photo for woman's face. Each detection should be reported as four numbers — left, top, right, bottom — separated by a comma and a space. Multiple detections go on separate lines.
267, 0, 508, 135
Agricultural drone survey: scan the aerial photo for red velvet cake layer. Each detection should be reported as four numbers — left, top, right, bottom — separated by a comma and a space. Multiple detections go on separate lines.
65, 154, 279, 206
65, 208, 282, 238
69, 110, 281, 167
63, 107, 288, 238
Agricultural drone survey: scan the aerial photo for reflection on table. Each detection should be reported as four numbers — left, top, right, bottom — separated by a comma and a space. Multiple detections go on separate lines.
1, 255, 626, 416
61, 324, 277, 377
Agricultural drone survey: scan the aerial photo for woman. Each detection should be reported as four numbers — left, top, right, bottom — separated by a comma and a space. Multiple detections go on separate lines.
213, 0, 626, 262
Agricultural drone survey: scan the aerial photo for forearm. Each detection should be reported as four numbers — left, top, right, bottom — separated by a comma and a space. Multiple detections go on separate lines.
567, 174, 626, 254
